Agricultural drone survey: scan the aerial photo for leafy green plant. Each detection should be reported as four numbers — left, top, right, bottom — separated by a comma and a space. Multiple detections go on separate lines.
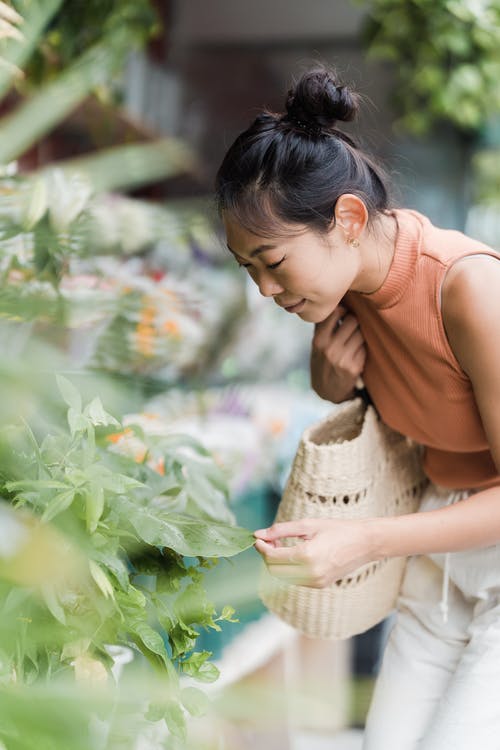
358, 0, 500, 135
0, 374, 254, 742
0, 5, 260, 747
13, 0, 159, 90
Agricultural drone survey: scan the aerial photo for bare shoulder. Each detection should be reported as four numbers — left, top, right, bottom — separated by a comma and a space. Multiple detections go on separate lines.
442, 253, 500, 314
441, 253, 500, 472
441, 254, 500, 376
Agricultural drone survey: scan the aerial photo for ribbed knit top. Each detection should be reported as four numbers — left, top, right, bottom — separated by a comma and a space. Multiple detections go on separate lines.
344, 208, 500, 491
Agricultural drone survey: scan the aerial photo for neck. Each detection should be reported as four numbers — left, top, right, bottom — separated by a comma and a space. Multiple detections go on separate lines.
353, 211, 398, 295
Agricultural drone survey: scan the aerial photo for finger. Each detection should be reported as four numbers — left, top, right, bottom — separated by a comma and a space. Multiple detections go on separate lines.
315, 305, 346, 330
348, 340, 366, 369
352, 341, 367, 363
313, 306, 346, 347
319, 319, 360, 366
333, 313, 360, 344
318, 314, 358, 356
254, 539, 306, 563
254, 520, 314, 541
342, 328, 365, 354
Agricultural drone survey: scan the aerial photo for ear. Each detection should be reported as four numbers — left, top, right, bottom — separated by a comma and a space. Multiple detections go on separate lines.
332, 194, 368, 241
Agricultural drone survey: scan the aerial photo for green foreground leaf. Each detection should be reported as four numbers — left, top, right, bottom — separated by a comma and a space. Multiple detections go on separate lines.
122, 500, 255, 557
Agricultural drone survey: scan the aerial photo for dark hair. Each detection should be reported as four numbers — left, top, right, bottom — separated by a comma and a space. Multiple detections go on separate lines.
215, 66, 392, 238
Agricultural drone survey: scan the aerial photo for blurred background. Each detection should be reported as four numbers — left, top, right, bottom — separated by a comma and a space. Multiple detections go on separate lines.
1, 1, 500, 749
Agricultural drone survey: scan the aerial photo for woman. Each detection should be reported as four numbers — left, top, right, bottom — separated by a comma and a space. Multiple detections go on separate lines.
214, 66, 500, 749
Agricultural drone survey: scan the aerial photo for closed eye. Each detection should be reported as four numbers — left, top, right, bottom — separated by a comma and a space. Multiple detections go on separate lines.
237, 256, 286, 270
267, 256, 286, 269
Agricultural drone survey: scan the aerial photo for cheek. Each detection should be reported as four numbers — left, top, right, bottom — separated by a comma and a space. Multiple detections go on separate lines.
279, 263, 318, 290
287, 253, 334, 288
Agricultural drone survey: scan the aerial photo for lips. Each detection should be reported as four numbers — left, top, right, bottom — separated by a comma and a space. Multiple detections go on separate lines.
280, 298, 306, 313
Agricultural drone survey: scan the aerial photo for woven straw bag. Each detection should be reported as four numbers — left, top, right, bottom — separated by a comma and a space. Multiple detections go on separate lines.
259, 397, 428, 640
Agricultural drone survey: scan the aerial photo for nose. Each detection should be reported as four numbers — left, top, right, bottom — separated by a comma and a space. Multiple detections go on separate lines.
255, 270, 284, 297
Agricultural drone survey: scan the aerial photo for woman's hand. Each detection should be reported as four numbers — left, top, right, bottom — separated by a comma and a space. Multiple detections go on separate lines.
310, 305, 366, 403
253, 517, 376, 588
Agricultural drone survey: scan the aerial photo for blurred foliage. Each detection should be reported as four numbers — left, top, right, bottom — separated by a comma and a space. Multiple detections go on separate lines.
358, 0, 500, 135
0, 170, 241, 388
0, 368, 252, 671
9, 0, 159, 94
0, 156, 195, 272
470, 147, 500, 204
0, 2, 258, 748
0, 343, 254, 747
463, 142, 500, 248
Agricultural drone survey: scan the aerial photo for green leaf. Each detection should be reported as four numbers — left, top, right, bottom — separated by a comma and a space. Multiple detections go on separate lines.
219, 605, 238, 623
0, 42, 120, 165
185, 471, 233, 524
129, 621, 175, 677
180, 686, 210, 717
169, 621, 198, 660
41, 584, 66, 625
56, 374, 82, 413
120, 586, 146, 610
131, 621, 165, 654
84, 397, 120, 427
20, 418, 47, 477
3, 587, 32, 614
163, 700, 186, 741
174, 583, 215, 628
156, 554, 187, 594
41, 488, 75, 522
68, 408, 89, 436
96, 472, 145, 493
181, 651, 219, 684
6, 480, 69, 492
0, 0, 63, 101
86, 484, 104, 533
22, 176, 49, 230
89, 560, 114, 600
92, 550, 129, 591
40, 434, 68, 465
145, 702, 166, 723
64, 468, 89, 487
122, 500, 255, 558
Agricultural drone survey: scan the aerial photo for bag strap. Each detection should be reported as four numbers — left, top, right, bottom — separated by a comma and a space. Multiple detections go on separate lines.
355, 385, 373, 409
354, 377, 374, 410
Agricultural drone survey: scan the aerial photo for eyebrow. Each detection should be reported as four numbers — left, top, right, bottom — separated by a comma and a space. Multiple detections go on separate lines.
226, 243, 277, 258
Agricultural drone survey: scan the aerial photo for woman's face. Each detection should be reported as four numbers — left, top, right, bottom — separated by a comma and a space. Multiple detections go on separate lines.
223, 214, 360, 324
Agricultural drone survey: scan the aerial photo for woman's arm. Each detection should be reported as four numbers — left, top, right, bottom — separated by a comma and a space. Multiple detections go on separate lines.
255, 255, 500, 586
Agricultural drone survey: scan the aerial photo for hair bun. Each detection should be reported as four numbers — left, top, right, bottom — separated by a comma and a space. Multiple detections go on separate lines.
285, 67, 359, 131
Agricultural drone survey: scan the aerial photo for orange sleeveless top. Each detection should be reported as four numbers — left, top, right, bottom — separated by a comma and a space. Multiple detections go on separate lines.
344, 208, 500, 491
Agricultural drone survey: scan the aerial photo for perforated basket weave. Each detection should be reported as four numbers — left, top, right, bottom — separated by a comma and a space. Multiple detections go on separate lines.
259, 398, 428, 640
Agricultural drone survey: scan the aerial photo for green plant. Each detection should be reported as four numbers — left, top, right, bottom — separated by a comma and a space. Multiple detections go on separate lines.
0, 4, 258, 748
13, 0, 159, 91
0, 2, 197, 327
2, 0, 158, 99
358, 0, 500, 135
0, 374, 254, 744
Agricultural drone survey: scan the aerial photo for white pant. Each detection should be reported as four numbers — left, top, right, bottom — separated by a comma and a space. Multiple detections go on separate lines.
363, 483, 500, 750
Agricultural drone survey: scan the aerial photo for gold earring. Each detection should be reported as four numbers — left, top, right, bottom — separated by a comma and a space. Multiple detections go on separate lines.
348, 236, 360, 248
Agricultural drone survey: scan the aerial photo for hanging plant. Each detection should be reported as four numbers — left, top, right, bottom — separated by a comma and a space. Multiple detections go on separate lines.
357, 0, 500, 135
